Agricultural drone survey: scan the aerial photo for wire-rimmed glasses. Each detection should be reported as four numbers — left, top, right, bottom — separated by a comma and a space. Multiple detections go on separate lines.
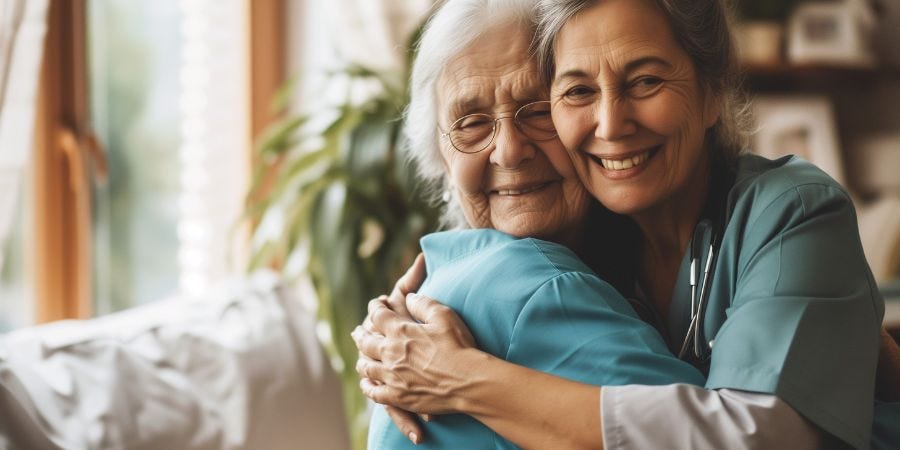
441, 101, 557, 154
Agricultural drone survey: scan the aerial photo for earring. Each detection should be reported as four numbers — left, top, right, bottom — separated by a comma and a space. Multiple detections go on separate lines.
441, 189, 452, 203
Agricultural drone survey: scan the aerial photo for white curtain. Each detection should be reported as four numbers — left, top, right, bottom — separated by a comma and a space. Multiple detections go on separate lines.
0, 0, 49, 274
327, 0, 432, 71
287, 0, 432, 114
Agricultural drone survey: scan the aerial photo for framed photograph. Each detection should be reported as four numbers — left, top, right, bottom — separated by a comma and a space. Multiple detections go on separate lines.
787, 0, 877, 67
751, 95, 846, 187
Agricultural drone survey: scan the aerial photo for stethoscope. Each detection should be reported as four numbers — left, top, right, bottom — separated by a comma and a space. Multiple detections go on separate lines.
677, 218, 719, 362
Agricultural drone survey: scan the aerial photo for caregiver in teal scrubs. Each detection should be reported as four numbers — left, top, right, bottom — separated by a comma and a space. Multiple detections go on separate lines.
354, 0, 898, 448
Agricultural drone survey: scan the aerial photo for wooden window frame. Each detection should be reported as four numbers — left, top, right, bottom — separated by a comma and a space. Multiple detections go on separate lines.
246, 0, 287, 225
33, 0, 92, 322
30, 0, 286, 323
248, 0, 286, 148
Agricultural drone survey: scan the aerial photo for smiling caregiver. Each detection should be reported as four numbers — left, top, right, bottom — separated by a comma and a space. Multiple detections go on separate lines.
354, 0, 900, 448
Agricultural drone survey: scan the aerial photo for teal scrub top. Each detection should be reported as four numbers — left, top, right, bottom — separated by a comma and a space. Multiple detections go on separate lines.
368, 229, 705, 450
667, 154, 884, 448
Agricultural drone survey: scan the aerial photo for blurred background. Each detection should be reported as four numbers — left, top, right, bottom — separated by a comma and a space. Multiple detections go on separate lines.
0, 0, 898, 447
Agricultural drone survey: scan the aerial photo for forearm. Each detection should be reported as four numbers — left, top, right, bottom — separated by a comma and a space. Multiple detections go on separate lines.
454, 350, 829, 450
602, 385, 827, 449
457, 349, 603, 450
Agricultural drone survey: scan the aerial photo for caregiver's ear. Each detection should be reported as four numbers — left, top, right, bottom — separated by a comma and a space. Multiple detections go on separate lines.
702, 88, 721, 129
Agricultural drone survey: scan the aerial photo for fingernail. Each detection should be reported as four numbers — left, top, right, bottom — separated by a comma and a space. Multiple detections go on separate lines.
408, 432, 419, 444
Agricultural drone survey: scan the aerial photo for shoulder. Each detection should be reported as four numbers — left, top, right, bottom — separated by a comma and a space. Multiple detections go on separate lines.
420, 228, 515, 264
727, 154, 854, 226
731, 153, 849, 204
421, 228, 595, 277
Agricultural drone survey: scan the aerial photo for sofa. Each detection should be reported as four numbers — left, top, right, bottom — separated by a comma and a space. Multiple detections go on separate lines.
0, 272, 350, 449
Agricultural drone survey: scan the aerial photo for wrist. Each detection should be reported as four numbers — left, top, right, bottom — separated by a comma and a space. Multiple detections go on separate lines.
448, 350, 605, 449
451, 348, 502, 415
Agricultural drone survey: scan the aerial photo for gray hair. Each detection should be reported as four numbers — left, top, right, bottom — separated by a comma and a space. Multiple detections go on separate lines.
403, 0, 539, 228
535, 0, 751, 168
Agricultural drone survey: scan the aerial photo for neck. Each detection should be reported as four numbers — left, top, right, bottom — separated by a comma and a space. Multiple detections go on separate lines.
632, 159, 712, 316
556, 219, 587, 252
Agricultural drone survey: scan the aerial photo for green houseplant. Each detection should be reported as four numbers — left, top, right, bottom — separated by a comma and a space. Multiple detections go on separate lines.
243, 35, 440, 448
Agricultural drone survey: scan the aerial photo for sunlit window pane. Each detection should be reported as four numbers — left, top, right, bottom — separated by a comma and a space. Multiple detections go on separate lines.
88, 0, 182, 314
0, 176, 33, 333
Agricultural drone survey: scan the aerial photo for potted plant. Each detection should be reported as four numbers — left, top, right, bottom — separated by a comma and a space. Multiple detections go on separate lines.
243, 36, 440, 448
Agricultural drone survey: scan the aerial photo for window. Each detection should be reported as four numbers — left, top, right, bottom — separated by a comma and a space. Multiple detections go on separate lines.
0, 177, 33, 332
88, 0, 182, 314
0, 0, 282, 328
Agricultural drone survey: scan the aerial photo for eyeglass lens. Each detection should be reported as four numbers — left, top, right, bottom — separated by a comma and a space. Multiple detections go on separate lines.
448, 101, 557, 153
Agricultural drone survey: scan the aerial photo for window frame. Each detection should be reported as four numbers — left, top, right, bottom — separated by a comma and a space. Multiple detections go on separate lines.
29, 0, 285, 323
33, 0, 91, 322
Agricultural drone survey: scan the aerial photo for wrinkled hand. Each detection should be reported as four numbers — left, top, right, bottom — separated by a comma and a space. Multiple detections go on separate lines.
357, 254, 426, 443
354, 292, 477, 410
352, 254, 477, 443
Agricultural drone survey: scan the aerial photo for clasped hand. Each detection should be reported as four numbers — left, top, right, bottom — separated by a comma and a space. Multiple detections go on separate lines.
351, 254, 478, 442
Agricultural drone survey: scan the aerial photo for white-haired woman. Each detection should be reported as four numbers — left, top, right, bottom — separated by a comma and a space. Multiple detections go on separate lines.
356, 0, 900, 449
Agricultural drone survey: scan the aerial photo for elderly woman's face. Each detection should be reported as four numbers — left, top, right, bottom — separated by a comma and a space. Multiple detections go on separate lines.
437, 23, 590, 243
549, 0, 719, 217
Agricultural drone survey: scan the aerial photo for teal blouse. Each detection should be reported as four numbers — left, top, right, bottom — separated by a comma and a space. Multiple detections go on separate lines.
667, 154, 884, 448
367, 229, 705, 450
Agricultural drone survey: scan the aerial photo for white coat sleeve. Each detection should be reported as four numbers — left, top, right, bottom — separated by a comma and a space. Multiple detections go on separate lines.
601, 384, 833, 449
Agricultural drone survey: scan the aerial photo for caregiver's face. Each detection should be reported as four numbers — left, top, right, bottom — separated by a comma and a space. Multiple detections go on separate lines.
550, 0, 719, 216
437, 22, 590, 243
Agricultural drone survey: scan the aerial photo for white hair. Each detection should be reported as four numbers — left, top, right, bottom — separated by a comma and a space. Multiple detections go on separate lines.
403, 0, 538, 228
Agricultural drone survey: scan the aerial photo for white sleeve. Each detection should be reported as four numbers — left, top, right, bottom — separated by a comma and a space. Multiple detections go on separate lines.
601, 384, 830, 449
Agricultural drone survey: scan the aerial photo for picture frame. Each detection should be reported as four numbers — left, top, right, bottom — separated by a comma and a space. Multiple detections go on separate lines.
786, 0, 877, 67
751, 95, 846, 187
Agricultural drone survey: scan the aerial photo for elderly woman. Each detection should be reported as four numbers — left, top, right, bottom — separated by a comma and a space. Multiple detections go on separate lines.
356, 0, 896, 448
364, 1, 706, 448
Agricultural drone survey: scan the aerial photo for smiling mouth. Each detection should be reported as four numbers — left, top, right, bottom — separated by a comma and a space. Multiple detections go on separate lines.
589, 146, 661, 171
491, 181, 554, 196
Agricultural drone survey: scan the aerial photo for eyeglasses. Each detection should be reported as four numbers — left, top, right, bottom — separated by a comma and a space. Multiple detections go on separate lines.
441, 101, 557, 154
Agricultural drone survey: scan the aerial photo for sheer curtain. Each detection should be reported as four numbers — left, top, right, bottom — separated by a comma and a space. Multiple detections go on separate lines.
0, 0, 49, 274
287, 0, 432, 114
327, 0, 431, 71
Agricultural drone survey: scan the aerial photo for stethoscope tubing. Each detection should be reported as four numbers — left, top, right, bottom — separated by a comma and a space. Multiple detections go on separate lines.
678, 219, 718, 361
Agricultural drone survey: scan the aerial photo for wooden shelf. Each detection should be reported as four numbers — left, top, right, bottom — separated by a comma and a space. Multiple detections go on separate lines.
883, 278, 900, 331
741, 63, 900, 91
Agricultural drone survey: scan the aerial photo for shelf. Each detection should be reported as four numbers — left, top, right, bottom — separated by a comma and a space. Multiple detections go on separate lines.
882, 278, 900, 330
885, 298, 900, 330
741, 63, 900, 91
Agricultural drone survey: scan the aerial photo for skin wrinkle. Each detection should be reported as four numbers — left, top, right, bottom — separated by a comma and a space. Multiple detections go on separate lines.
354, 0, 896, 446
550, 3, 713, 214
435, 22, 591, 247
549, 0, 720, 316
